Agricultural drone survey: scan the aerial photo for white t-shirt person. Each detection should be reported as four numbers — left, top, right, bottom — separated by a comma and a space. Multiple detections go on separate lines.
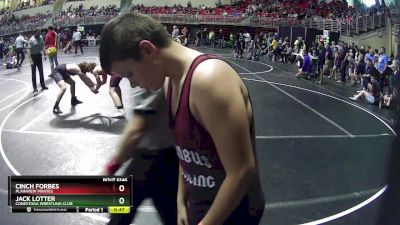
172, 26, 179, 40
72, 31, 82, 42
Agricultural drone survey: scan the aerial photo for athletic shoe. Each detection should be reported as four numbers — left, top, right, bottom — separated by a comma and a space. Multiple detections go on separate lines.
349, 96, 358, 101
53, 106, 62, 114
111, 109, 126, 118
41, 86, 48, 91
71, 96, 83, 105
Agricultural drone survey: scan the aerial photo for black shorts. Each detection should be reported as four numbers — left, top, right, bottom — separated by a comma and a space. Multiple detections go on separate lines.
108, 147, 178, 225
51, 71, 69, 83
110, 75, 122, 88
16, 48, 24, 55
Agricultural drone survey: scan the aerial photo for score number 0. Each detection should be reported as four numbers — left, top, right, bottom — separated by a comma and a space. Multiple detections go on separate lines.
118, 185, 125, 205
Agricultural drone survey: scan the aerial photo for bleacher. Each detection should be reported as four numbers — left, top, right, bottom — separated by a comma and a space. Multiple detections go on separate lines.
0, 0, 396, 37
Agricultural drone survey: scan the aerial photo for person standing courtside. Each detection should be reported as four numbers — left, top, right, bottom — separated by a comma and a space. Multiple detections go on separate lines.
103, 88, 178, 225
15, 33, 27, 71
45, 25, 59, 74
72, 28, 83, 55
28, 29, 48, 94
0, 38, 4, 61
377, 47, 388, 92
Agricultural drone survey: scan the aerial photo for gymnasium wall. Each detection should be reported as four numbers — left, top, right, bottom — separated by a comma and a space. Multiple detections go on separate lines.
340, 18, 395, 55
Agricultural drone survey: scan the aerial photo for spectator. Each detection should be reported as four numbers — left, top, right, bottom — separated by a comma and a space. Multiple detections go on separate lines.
195, 29, 201, 46
217, 29, 224, 48
361, 58, 379, 91
348, 55, 357, 86
244, 31, 251, 50
296, 50, 312, 79
201, 28, 207, 47
63, 40, 73, 53
349, 75, 380, 104
380, 59, 399, 109
15, 33, 28, 71
283, 44, 293, 63
252, 36, 262, 61
45, 25, 59, 74
208, 30, 215, 47
324, 43, 333, 77
330, 51, 341, 80
365, 48, 375, 63
355, 53, 366, 87
339, 52, 349, 84
234, 32, 244, 59
172, 25, 179, 39
179, 34, 188, 47
316, 44, 326, 84
182, 26, 188, 38
0, 37, 4, 61
388, 59, 400, 95
72, 28, 83, 55
378, 47, 388, 91
294, 37, 305, 53
271, 37, 278, 62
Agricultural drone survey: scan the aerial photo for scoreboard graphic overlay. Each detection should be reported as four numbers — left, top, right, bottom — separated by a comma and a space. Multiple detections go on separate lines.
8, 176, 133, 213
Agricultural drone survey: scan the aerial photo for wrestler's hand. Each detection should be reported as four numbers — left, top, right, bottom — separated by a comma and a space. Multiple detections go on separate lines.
101, 157, 120, 176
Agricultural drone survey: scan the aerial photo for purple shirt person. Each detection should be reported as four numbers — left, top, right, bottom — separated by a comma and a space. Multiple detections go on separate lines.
326, 45, 333, 61
302, 53, 312, 73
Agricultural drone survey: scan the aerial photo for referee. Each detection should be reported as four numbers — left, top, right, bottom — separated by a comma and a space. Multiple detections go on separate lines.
103, 88, 178, 225
28, 28, 48, 94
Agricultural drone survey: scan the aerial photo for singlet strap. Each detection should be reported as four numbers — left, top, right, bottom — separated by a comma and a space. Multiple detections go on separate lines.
167, 54, 219, 127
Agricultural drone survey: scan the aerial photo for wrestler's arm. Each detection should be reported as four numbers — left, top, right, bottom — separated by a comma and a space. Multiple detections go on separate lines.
191, 60, 257, 225
95, 72, 108, 91
102, 112, 147, 175
68, 64, 98, 93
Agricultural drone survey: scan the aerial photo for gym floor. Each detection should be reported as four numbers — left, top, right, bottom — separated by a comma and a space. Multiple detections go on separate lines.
0, 47, 397, 225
